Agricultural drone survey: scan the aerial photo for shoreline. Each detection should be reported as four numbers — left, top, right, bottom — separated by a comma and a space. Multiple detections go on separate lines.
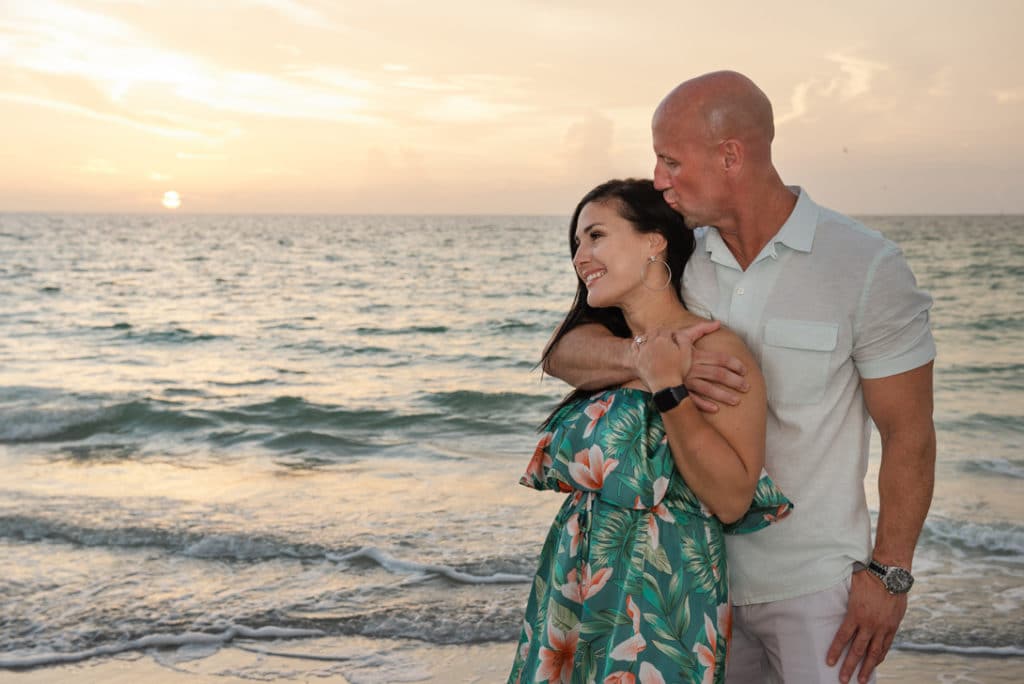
3, 639, 1022, 683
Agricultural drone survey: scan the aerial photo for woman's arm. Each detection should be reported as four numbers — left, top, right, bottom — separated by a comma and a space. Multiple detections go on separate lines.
636, 327, 767, 523
544, 321, 748, 411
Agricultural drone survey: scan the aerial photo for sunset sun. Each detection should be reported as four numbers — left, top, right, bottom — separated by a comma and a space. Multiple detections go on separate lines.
162, 191, 181, 209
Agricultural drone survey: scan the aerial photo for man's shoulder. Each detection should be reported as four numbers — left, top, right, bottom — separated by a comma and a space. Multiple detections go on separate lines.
810, 205, 899, 264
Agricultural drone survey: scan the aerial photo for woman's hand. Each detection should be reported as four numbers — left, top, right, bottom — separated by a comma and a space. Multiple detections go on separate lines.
634, 330, 690, 392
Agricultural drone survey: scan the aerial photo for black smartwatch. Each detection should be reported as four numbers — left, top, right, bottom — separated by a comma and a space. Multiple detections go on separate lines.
653, 384, 689, 412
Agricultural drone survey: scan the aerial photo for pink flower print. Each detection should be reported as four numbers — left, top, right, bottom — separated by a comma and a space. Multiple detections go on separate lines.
718, 602, 733, 644
568, 445, 618, 490
647, 512, 660, 551
582, 395, 615, 437
609, 632, 647, 661
638, 662, 667, 684
519, 620, 533, 663
694, 614, 719, 684
650, 477, 673, 513
537, 622, 579, 684
566, 514, 582, 556
559, 563, 613, 603
523, 433, 553, 483
603, 674, 636, 684
646, 477, 675, 551
703, 522, 721, 582
626, 595, 641, 633
764, 503, 792, 523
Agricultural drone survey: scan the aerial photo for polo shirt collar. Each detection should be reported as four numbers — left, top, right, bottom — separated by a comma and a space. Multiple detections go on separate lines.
702, 186, 818, 268
771, 186, 818, 255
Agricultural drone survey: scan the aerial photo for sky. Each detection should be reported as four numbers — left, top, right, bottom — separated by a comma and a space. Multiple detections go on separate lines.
1, 0, 1022, 214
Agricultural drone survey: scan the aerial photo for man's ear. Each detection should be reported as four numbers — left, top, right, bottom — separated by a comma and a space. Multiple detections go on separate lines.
721, 139, 743, 174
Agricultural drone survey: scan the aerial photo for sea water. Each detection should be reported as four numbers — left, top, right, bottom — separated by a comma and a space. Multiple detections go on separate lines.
0, 213, 1021, 678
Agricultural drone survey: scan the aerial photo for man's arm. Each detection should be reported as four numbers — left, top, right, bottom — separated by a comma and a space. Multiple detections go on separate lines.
544, 322, 748, 410
542, 324, 637, 390
827, 362, 936, 684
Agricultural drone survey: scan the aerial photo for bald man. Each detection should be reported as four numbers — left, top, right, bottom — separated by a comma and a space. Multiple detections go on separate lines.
545, 71, 935, 684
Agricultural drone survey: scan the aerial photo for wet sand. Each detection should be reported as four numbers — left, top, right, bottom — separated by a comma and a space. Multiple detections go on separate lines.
3, 639, 1022, 683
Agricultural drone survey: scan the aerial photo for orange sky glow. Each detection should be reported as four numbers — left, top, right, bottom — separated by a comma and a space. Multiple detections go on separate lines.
1, 0, 1022, 214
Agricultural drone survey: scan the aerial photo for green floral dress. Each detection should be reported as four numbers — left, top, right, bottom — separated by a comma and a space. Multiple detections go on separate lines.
509, 389, 792, 684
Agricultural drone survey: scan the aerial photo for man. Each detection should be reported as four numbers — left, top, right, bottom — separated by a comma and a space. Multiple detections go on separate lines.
544, 71, 936, 683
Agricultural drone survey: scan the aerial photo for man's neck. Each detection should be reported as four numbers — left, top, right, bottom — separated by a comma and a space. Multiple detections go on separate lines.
716, 181, 798, 271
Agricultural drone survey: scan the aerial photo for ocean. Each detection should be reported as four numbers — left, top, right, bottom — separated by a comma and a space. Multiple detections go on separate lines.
0, 212, 1021, 682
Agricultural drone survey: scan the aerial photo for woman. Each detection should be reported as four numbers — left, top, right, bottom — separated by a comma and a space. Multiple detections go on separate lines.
509, 179, 791, 684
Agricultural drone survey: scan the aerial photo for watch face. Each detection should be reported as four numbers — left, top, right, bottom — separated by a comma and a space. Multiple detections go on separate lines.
883, 567, 914, 594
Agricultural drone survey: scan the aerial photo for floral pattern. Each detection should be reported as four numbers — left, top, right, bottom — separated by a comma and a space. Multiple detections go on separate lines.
509, 389, 792, 684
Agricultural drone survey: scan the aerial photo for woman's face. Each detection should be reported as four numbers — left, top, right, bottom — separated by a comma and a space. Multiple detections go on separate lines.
572, 200, 652, 309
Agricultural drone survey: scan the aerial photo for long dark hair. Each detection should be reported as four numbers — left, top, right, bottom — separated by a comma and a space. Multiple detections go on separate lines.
539, 178, 695, 429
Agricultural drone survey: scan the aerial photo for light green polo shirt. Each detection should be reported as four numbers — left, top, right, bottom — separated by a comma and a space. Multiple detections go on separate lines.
682, 187, 936, 605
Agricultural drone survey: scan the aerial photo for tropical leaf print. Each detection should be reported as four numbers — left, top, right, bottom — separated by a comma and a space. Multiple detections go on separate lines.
602, 398, 647, 459
510, 389, 791, 684
590, 508, 641, 570
681, 529, 719, 596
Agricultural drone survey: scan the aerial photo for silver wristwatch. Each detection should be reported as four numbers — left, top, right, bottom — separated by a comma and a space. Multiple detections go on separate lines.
865, 559, 914, 594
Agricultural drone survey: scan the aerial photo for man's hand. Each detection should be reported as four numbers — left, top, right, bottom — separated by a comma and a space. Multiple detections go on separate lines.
827, 569, 907, 684
675, 322, 748, 412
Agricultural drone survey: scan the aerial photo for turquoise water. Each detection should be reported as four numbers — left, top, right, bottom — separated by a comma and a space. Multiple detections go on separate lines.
0, 213, 1021, 676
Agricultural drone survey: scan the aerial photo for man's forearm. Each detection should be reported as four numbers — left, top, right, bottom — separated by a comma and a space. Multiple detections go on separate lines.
543, 324, 636, 390
872, 425, 936, 568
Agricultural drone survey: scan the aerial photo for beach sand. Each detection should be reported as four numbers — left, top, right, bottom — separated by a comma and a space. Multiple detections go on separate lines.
2, 639, 1021, 683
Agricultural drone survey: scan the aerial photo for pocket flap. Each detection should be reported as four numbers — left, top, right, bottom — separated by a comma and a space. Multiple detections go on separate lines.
764, 319, 839, 352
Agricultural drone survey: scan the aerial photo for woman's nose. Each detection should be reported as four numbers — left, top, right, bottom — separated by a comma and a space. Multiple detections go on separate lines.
573, 249, 588, 270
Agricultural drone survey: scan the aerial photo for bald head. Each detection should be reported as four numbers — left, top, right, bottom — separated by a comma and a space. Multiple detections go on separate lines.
655, 71, 775, 153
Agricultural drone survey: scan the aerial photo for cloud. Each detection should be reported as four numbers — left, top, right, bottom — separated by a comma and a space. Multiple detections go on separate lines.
81, 158, 119, 174
176, 152, 228, 160
776, 53, 889, 126
0, 92, 207, 139
1, 0, 371, 132
563, 112, 614, 177
993, 88, 1023, 104
926, 67, 953, 97
826, 53, 888, 100
245, 0, 335, 29
776, 79, 816, 126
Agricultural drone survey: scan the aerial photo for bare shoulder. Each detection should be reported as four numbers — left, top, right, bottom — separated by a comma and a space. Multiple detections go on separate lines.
693, 325, 757, 366
691, 324, 767, 406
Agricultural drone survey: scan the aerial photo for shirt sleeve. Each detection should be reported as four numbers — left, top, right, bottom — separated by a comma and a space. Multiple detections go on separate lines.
853, 242, 936, 379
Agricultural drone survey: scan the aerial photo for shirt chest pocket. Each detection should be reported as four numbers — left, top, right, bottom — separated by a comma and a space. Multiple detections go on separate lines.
761, 319, 839, 405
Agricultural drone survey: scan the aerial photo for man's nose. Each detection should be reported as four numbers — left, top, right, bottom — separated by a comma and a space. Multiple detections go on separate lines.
653, 162, 668, 190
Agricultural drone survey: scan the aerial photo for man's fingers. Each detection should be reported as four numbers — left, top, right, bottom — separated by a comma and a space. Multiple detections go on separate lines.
687, 391, 721, 413
856, 632, 890, 684
826, 619, 857, 666
687, 377, 740, 407
857, 631, 895, 684
839, 632, 872, 684
691, 348, 747, 376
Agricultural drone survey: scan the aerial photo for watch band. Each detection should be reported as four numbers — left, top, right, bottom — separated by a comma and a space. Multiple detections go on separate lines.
653, 384, 689, 412
866, 559, 915, 594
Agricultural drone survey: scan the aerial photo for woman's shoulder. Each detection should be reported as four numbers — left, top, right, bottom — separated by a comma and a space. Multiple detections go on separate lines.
693, 323, 755, 361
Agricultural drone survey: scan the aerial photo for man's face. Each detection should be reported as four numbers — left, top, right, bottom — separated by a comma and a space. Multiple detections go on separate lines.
652, 109, 723, 230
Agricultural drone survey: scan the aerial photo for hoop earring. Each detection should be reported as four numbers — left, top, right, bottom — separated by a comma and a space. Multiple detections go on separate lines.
641, 255, 672, 291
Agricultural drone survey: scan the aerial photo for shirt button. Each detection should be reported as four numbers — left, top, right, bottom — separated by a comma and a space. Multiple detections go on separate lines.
735, 287, 745, 295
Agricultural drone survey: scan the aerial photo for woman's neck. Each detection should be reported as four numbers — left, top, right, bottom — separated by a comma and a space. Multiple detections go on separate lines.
621, 290, 700, 338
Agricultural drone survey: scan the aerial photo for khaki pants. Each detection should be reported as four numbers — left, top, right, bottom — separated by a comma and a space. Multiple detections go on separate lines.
725, 575, 877, 684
